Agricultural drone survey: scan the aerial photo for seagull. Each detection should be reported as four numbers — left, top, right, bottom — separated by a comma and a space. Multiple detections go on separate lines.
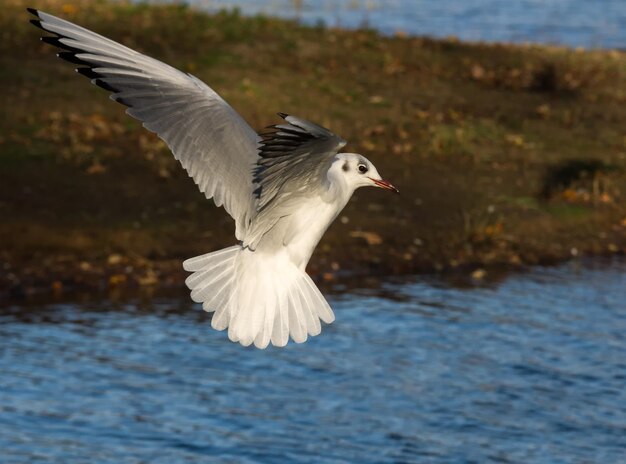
28, 8, 399, 348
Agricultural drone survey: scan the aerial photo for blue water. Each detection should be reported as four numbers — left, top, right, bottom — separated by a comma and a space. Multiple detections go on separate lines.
1, 259, 625, 463
184, 0, 626, 49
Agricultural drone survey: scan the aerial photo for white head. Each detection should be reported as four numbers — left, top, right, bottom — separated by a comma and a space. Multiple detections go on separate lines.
327, 153, 399, 196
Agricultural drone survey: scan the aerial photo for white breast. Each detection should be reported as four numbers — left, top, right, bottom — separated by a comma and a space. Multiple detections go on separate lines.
283, 197, 344, 269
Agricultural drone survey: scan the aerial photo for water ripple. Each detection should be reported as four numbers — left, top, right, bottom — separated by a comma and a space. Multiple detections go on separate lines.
1, 259, 625, 462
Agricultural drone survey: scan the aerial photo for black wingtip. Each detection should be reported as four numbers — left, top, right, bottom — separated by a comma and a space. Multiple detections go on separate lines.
30, 18, 45, 30
41, 36, 76, 52
76, 67, 101, 80
27, 7, 39, 17
112, 95, 132, 108
277, 112, 288, 119
57, 51, 89, 66
94, 79, 118, 93
76, 68, 117, 92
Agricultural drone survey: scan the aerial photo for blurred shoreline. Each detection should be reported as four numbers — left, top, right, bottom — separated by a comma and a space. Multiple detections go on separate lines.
188, 0, 626, 50
1, 0, 625, 300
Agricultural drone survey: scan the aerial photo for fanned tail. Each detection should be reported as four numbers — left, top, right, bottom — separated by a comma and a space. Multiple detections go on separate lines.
183, 246, 334, 348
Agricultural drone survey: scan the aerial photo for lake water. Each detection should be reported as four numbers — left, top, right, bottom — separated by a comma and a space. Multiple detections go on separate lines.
184, 0, 626, 49
1, 258, 625, 463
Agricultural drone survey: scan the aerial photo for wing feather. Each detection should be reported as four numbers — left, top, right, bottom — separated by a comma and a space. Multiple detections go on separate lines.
254, 114, 346, 211
29, 9, 260, 239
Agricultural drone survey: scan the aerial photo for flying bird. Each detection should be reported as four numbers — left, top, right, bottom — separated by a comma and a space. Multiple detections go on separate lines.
28, 8, 398, 348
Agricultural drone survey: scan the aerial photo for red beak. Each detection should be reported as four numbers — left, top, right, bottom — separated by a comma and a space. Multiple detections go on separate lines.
369, 177, 399, 193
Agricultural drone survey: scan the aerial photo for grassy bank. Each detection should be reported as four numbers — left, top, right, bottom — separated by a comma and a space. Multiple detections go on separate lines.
2, 0, 626, 298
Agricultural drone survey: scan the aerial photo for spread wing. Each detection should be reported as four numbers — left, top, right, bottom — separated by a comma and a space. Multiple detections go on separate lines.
29, 9, 260, 240
254, 113, 346, 211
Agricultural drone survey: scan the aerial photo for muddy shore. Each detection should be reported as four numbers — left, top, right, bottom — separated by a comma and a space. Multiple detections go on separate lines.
2, 0, 625, 301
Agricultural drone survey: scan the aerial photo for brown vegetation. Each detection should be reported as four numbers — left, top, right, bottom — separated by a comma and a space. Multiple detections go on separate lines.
1, 0, 626, 298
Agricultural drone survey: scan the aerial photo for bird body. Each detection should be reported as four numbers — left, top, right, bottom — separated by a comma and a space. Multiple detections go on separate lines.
248, 172, 351, 266
29, 9, 398, 348
283, 194, 347, 268
185, 156, 360, 348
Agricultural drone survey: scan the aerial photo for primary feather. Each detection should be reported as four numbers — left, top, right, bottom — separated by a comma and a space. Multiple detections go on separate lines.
29, 8, 259, 239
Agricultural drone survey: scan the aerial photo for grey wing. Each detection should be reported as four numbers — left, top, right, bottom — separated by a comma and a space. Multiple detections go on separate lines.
254, 113, 346, 211
243, 114, 346, 249
29, 9, 260, 240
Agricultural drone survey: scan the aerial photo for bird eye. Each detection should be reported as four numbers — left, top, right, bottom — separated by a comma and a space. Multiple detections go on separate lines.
358, 164, 368, 174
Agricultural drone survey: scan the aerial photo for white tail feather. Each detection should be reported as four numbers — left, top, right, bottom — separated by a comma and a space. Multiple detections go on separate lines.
183, 246, 334, 348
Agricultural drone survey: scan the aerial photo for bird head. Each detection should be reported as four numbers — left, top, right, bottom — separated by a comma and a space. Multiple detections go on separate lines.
330, 153, 399, 194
